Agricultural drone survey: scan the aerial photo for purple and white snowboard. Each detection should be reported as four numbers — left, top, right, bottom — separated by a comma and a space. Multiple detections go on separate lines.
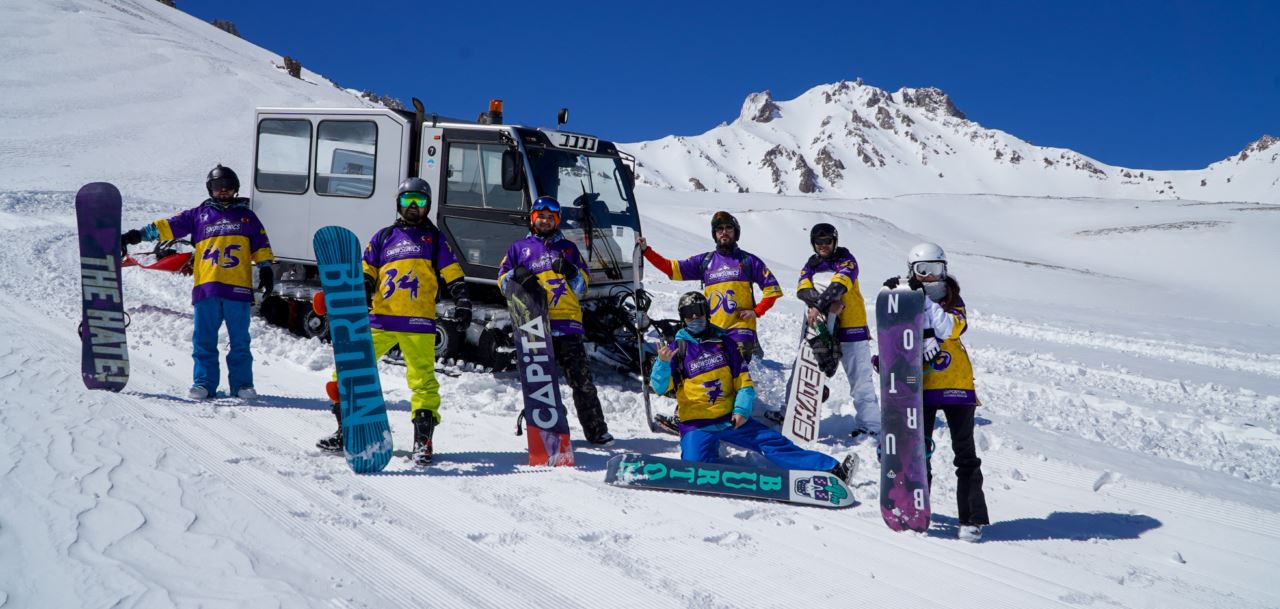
875, 285, 930, 532
76, 182, 129, 391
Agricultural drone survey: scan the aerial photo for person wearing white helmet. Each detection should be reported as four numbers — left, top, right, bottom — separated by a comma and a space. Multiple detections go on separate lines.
883, 242, 989, 542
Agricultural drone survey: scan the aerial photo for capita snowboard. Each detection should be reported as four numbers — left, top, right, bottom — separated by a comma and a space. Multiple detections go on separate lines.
76, 182, 129, 391
780, 276, 838, 445
506, 273, 574, 466
605, 453, 857, 509
314, 226, 392, 474
875, 285, 931, 532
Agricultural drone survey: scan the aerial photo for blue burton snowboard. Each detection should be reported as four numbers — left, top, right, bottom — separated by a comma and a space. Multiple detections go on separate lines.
875, 285, 931, 531
605, 453, 857, 508
506, 275, 574, 466
314, 226, 392, 474
76, 182, 129, 392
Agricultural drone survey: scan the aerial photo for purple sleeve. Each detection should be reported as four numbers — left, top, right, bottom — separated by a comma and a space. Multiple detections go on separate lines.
436, 232, 460, 269
675, 253, 707, 281
748, 255, 780, 289
838, 255, 859, 284
249, 213, 271, 253
164, 208, 198, 240
362, 232, 382, 269
797, 260, 815, 288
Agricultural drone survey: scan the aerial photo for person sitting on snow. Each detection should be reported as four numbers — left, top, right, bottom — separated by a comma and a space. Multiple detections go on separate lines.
649, 291, 855, 481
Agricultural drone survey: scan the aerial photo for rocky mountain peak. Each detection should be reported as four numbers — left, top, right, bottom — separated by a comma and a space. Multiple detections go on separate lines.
896, 87, 966, 120
740, 90, 781, 123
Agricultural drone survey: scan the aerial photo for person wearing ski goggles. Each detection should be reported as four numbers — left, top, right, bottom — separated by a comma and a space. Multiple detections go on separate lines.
882, 242, 989, 541
496, 195, 614, 446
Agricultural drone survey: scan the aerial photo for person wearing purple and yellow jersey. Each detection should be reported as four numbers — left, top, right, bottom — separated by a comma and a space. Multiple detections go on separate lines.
883, 242, 989, 542
649, 292, 856, 480
636, 211, 782, 363
794, 223, 880, 438
120, 165, 273, 400
497, 196, 613, 446
315, 178, 471, 467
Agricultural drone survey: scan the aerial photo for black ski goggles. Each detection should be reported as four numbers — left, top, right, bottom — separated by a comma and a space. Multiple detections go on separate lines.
208, 177, 238, 192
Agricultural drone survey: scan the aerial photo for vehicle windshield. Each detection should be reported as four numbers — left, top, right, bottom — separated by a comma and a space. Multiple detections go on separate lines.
527, 146, 640, 277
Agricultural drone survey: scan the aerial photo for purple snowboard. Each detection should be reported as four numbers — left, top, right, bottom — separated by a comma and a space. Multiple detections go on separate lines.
76, 182, 129, 391
875, 285, 929, 532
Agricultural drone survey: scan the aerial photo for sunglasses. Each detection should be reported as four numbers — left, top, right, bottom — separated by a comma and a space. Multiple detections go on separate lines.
398, 192, 430, 208
813, 237, 835, 247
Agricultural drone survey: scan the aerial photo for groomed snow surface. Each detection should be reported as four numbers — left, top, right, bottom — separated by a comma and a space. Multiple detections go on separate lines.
1, 187, 1278, 608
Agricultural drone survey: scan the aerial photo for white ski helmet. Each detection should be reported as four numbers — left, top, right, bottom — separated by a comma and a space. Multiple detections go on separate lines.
907, 242, 947, 278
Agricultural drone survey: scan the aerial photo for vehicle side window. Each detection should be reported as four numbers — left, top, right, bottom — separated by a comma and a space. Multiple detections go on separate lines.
255, 119, 311, 194
445, 143, 484, 208
479, 144, 522, 210
315, 121, 377, 198
445, 143, 524, 210
446, 218, 530, 268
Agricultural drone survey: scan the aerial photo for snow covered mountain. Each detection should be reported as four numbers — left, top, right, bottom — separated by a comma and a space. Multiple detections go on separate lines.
2, 1, 1279, 608
624, 80, 1280, 203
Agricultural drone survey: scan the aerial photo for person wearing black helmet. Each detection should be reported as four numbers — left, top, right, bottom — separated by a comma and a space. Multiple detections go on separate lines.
119, 164, 274, 400
787, 222, 880, 438
649, 292, 856, 481
497, 196, 613, 445
314, 177, 472, 466
636, 210, 782, 360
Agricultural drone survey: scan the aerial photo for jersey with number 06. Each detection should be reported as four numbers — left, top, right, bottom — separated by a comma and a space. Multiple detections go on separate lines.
150, 199, 273, 303
362, 224, 464, 334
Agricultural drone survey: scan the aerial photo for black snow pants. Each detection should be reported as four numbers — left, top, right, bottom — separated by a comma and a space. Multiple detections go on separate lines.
552, 334, 609, 439
924, 405, 990, 526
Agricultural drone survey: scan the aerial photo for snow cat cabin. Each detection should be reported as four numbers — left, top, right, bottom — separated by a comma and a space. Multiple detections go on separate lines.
250, 100, 650, 372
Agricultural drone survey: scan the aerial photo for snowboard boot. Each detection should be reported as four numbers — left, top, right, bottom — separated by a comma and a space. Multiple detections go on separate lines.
586, 429, 615, 446
958, 524, 983, 543
316, 385, 343, 453
188, 386, 211, 400
411, 410, 437, 467
830, 453, 859, 486
653, 412, 681, 435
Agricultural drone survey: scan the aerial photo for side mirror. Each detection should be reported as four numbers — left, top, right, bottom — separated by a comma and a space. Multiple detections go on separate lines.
501, 149, 525, 191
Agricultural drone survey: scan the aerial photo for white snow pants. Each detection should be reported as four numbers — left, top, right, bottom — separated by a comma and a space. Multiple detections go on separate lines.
841, 339, 881, 432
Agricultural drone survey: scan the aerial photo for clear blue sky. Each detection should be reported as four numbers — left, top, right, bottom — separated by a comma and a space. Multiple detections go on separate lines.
180, 0, 1278, 170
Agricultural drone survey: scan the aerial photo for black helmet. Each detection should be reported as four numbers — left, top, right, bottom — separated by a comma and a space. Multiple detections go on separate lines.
677, 291, 710, 321
710, 211, 740, 243
810, 223, 838, 252
396, 177, 432, 211
206, 164, 240, 196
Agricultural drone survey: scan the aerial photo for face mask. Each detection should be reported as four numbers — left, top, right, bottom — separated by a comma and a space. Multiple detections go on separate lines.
923, 280, 947, 302
685, 319, 707, 334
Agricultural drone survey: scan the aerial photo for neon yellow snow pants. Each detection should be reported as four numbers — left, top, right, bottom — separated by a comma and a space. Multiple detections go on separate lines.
332, 329, 440, 422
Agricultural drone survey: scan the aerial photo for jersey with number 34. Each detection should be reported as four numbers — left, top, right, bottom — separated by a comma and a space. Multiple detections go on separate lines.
362, 224, 464, 334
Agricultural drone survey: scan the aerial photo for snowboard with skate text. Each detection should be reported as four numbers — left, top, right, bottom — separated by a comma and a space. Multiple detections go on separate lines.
76, 182, 129, 392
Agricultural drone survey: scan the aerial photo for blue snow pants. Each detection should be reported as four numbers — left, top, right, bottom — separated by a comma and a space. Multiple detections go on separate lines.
680, 418, 838, 471
192, 297, 252, 394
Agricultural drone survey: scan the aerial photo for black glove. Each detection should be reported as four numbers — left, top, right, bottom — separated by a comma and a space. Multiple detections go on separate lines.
883, 276, 900, 289
907, 276, 924, 292
511, 265, 532, 285
258, 265, 274, 296
796, 287, 821, 308
551, 256, 579, 283
453, 298, 473, 327
120, 229, 143, 257
363, 273, 377, 309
